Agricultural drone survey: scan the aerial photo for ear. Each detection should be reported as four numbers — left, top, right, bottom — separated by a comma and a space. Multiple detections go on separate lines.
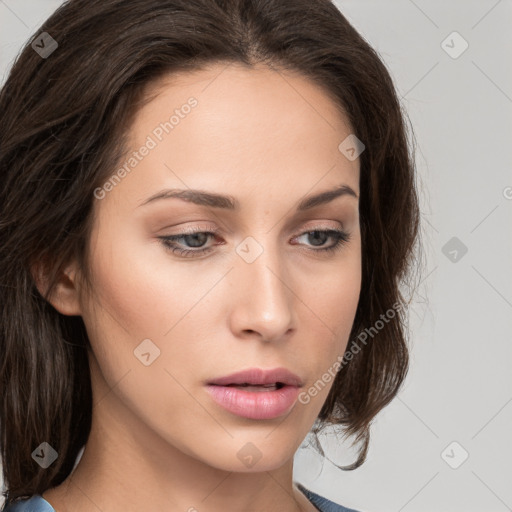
31, 258, 83, 316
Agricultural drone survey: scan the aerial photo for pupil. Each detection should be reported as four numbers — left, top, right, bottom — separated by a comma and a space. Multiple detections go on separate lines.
185, 233, 207, 248
309, 231, 326, 246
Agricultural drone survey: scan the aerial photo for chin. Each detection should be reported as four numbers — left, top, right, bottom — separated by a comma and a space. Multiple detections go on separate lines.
195, 438, 298, 473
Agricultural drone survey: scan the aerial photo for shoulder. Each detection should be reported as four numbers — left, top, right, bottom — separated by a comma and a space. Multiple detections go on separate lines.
296, 483, 362, 512
2, 495, 55, 512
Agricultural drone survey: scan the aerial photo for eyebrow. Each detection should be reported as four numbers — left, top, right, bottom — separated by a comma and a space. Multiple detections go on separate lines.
138, 184, 358, 210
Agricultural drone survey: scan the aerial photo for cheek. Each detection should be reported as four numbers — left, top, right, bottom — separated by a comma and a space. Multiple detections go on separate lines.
80, 224, 227, 388
299, 248, 361, 356
79, 235, 215, 441
83, 224, 208, 339
293, 258, 361, 411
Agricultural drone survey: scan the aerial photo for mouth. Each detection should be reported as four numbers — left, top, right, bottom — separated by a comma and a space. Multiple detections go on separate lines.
205, 367, 303, 420
207, 367, 303, 388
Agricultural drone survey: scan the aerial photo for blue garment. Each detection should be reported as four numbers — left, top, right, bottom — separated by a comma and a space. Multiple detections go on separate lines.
3, 484, 361, 512
2, 495, 54, 512
296, 483, 361, 512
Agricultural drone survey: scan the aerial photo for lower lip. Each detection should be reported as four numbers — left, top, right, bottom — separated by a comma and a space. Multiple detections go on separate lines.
205, 384, 300, 420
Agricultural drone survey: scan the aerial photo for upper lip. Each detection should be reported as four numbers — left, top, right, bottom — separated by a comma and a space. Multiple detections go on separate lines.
207, 367, 303, 387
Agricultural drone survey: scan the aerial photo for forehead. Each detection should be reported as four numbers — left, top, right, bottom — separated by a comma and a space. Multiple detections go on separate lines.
106, 62, 360, 211
130, 61, 355, 154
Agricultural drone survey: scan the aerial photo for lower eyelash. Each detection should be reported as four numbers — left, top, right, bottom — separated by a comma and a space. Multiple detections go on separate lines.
158, 229, 350, 258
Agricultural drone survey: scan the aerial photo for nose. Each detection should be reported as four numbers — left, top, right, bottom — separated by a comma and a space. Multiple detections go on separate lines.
228, 240, 296, 343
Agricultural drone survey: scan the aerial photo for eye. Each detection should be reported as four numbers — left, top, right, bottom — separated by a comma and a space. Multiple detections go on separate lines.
292, 229, 351, 254
158, 227, 351, 258
158, 227, 221, 258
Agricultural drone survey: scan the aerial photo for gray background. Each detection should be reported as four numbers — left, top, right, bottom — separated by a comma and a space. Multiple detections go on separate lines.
1, 1, 511, 511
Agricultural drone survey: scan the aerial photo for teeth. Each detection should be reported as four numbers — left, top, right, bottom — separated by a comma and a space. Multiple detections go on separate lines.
229, 383, 279, 391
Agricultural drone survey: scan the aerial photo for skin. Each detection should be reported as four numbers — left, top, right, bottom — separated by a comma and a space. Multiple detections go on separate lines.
40, 62, 362, 512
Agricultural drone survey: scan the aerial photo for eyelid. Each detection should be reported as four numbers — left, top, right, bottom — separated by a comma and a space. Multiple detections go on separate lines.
159, 221, 345, 239
167, 224, 220, 235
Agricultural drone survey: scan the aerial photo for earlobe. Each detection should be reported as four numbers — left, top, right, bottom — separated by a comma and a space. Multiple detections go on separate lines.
31, 259, 83, 316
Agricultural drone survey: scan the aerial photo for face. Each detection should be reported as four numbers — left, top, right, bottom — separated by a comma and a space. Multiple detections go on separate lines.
74, 62, 361, 473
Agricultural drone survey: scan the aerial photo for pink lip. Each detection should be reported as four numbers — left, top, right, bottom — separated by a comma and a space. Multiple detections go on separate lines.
206, 367, 303, 420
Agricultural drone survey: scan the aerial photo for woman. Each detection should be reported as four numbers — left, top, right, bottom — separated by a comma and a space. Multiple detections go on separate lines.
0, 0, 420, 511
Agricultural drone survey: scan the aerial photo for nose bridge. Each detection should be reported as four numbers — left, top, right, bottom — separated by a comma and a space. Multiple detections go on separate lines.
230, 234, 295, 339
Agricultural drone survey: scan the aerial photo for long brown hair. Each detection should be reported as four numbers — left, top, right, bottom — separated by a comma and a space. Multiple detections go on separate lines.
0, 0, 421, 505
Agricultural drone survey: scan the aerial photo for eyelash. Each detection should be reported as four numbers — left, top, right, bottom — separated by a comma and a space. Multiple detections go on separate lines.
158, 226, 351, 258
